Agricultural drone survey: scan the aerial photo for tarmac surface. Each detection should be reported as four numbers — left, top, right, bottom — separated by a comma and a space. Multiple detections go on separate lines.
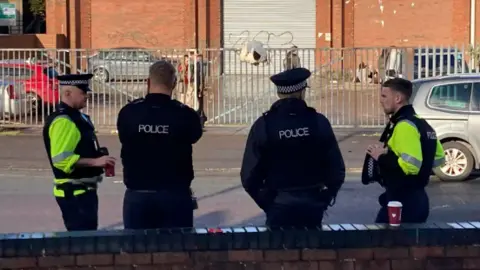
0, 128, 479, 233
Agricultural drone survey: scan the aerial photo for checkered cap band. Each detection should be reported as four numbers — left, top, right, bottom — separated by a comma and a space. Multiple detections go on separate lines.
59, 80, 89, 85
276, 81, 307, 93
367, 157, 374, 178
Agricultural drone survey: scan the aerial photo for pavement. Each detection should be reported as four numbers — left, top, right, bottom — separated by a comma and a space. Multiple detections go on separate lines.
0, 129, 479, 233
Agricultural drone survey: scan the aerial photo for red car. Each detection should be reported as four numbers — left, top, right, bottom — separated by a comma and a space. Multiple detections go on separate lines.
0, 61, 59, 115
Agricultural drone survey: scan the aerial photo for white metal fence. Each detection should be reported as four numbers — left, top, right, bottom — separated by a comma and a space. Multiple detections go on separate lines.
0, 45, 476, 129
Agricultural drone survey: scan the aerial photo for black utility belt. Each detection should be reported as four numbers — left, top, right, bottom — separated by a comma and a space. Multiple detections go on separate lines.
55, 182, 98, 190
275, 184, 326, 193
127, 187, 193, 194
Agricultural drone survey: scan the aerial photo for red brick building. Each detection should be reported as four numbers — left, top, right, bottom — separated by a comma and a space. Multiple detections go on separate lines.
0, 0, 476, 49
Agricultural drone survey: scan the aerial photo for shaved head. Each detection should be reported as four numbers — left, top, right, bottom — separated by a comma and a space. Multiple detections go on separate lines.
149, 60, 177, 90
60, 85, 89, 109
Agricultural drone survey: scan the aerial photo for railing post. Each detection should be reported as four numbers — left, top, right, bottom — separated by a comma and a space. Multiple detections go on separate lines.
353, 47, 358, 129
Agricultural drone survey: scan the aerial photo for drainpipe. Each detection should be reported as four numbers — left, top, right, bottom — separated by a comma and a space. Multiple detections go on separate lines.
193, 0, 199, 50
470, 0, 476, 69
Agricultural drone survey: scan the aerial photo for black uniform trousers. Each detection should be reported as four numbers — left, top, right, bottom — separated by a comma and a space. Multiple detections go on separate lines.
375, 189, 429, 223
196, 89, 207, 128
55, 189, 98, 231
266, 204, 325, 228
264, 190, 327, 228
123, 189, 194, 230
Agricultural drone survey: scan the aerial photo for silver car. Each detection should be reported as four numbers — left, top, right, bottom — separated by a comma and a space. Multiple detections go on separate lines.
411, 74, 480, 181
0, 80, 29, 118
88, 48, 163, 82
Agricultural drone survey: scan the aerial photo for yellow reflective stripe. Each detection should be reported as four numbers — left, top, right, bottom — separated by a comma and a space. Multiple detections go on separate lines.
400, 153, 422, 169
53, 177, 98, 198
54, 179, 70, 184
54, 176, 102, 185
433, 156, 445, 167
53, 186, 87, 197
51, 151, 75, 164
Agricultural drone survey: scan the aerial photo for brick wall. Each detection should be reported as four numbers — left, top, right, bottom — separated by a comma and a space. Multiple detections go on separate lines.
0, 0, 473, 49
38, 0, 475, 50
0, 34, 67, 49
1, 223, 480, 270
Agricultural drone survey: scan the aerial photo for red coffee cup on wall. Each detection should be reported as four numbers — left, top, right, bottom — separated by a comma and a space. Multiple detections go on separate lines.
387, 201, 403, 226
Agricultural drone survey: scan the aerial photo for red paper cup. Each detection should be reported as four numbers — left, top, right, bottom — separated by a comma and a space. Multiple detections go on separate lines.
105, 164, 115, 177
387, 201, 402, 226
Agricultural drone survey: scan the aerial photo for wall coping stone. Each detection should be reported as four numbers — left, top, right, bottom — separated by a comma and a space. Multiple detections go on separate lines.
1, 222, 480, 257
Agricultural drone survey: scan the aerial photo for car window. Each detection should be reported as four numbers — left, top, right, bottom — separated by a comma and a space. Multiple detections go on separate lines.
123, 51, 137, 61
105, 51, 124, 60
4, 67, 32, 80
137, 51, 153, 61
471, 83, 480, 111
428, 82, 472, 111
93, 51, 109, 60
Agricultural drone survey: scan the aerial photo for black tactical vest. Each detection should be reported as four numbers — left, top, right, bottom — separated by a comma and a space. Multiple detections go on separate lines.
262, 99, 325, 190
43, 103, 103, 180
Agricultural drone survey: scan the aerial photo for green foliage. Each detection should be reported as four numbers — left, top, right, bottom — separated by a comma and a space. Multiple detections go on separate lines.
28, 0, 45, 16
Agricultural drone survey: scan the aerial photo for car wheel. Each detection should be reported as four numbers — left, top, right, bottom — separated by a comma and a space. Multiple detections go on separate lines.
433, 141, 474, 182
93, 68, 109, 82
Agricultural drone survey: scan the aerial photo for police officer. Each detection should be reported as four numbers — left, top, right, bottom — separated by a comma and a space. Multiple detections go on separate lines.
240, 68, 346, 227
117, 60, 203, 229
42, 74, 116, 231
364, 78, 445, 223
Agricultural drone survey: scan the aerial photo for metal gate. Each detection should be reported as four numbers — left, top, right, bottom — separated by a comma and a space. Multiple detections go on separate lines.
222, 0, 317, 74
218, 0, 317, 125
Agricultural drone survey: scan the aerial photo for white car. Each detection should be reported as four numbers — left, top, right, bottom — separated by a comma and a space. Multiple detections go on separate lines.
0, 81, 30, 118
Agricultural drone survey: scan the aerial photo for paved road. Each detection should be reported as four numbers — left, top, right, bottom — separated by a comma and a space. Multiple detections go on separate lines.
0, 170, 479, 233
0, 130, 380, 171
0, 131, 479, 233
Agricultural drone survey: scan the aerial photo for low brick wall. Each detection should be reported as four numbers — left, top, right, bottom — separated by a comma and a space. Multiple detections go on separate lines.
1, 223, 480, 269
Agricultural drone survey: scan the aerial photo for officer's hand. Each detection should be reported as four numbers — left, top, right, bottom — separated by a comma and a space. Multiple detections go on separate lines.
366, 144, 387, 161
94, 156, 116, 167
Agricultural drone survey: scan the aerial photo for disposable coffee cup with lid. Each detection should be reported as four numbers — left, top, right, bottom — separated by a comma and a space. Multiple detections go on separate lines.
387, 201, 402, 226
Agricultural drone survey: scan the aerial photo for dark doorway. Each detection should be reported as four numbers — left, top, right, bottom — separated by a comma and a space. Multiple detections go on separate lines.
23, 0, 46, 34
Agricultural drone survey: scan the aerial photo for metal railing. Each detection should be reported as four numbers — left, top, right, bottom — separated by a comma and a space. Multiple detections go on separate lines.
0, 45, 476, 129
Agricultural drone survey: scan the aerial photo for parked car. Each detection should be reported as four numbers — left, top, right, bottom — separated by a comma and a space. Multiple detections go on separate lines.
380, 48, 469, 81
0, 80, 29, 117
0, 61, 59, 115
411, 74, 480, 181
88, 47, 180, 82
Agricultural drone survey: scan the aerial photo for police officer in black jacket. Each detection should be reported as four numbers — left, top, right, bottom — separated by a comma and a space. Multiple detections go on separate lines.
240, 68, 346, 227
117, 60, 203, 229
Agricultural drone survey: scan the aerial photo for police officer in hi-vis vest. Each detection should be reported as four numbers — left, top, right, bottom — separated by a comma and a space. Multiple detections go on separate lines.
42, 74, 116, 231
362, 78, 445, 223
117, 60, 203, 229
240, 68, 346, 227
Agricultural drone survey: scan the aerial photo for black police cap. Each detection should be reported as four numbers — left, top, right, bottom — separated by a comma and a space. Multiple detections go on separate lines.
57, 74, 94, 92
270, 67, 311, 94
